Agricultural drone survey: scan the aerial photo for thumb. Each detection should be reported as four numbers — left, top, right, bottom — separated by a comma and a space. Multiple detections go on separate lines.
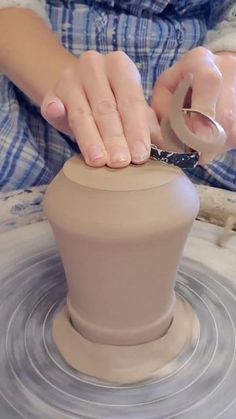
41, 95, 71, 135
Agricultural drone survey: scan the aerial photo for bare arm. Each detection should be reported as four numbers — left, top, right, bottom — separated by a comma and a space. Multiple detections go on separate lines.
0, 8, 76, 104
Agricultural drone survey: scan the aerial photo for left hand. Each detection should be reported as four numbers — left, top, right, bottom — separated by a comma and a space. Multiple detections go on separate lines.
151, 47, 236, 162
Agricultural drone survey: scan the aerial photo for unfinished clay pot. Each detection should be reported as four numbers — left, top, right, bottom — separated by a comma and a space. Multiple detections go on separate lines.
44, 157, 199, 345
43, 75, 225, 383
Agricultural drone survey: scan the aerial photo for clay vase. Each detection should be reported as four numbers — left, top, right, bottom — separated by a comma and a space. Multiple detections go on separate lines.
44, 156, 199, 349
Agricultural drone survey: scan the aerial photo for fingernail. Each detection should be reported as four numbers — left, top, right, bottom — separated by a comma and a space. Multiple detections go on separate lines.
109, 146, 130, 164
131, 141, 150, 163
87, 145, 105, 162
45, 101, 65, 118
47, 100, 58, 106
41, 98, 63, 118
43, 97, 64, 111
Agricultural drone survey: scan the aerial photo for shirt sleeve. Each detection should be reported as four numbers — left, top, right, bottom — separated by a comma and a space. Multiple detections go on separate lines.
205, 2, 236, 53
0, 0, 49, 23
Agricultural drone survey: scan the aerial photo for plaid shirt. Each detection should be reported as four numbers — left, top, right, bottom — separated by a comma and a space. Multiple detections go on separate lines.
0, 0, 235, 191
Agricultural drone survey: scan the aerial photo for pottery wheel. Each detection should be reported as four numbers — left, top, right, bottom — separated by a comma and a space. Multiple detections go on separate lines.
1, 223, 236, 418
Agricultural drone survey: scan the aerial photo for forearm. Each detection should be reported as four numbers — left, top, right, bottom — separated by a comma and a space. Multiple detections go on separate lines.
0, 8, 77, 104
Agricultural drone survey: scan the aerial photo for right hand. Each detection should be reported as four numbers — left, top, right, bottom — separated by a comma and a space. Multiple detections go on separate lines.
41, 51, 161, 168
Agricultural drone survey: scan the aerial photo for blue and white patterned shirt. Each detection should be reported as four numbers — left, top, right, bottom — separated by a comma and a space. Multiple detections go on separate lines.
0, 0, 235, 191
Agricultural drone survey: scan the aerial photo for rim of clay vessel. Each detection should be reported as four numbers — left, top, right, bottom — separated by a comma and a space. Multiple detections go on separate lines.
63, 157, 184, 191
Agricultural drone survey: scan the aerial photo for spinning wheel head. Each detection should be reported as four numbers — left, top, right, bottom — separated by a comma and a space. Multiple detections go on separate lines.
0, 225, 236, 418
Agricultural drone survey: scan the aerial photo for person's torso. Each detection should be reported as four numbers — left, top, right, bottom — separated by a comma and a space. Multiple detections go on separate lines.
46, 0, 233, 26
46, 0, 230, 100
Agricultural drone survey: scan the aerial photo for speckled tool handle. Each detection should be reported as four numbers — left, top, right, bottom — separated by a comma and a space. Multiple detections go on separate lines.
150, 75, 226, 169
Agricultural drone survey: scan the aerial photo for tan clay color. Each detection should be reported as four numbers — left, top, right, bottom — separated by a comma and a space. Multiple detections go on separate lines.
44, 156, 200, 383
53, 296, 199, 384
43, 75, 224, 383
44, 156, 199, 347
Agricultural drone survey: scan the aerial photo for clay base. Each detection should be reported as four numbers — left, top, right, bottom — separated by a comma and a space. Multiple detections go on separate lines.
53, 296, 199, 384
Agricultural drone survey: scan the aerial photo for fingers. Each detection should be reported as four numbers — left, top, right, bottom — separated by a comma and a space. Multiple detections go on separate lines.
191, 53, 236, 150
153, 47, 222, 118
81, 51, 130, 167
78, 51, 156, 167
147, 107, 163, 148
151, 82, 173, 122
64, 88, 108, 167
42, 51, 157, 168
214, 55, 236, 136
41, 46, 236, 171
106, 52, 152, 164
151, 47, 236, 155
191, 65, 222, 117
189, 61, 222, 145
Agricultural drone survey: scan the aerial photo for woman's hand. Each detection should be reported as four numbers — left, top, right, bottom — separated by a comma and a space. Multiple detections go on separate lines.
41, 51, 160, 168
151, 47, 236, 161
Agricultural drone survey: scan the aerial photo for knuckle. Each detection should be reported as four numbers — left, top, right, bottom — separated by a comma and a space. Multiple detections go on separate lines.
118, 96, 146, 113
108, 50, 128, 63
190, 46, 213, 60
80, 50, 100, 64
68, 107, 92, 125
93, 99, 118, 117
129, 129, 148, 143
105, 133, 126, 144
107, 51, 141, 84
108, 50, 140, 71
61, 66, 74, 81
